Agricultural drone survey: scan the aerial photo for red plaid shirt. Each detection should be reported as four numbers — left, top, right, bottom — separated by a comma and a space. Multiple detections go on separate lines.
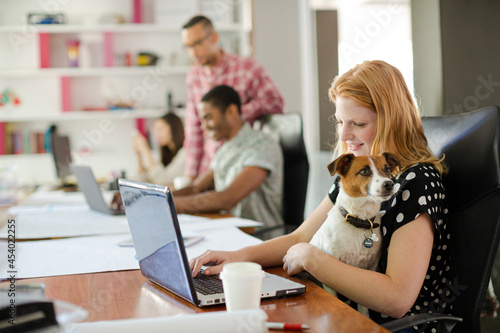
184, 50, 284, 177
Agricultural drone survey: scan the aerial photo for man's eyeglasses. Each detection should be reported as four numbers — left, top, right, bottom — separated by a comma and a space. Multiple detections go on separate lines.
184, 32, 212, 50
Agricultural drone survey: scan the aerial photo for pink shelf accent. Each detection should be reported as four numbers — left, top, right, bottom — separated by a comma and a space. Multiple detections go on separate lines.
39, 33, 51, 68
136, 118, 147, 136
104, 32, 114, 67
61, 77, 72, 112
133, 0, 143, 23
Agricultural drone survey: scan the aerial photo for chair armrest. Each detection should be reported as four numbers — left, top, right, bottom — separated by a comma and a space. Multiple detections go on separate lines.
253, 225, 299, 240
252, 225, 284, 238
381, 313, 463, 333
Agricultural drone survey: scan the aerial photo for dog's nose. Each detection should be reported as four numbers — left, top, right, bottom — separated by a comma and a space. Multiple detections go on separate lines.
383, 181, 394, 192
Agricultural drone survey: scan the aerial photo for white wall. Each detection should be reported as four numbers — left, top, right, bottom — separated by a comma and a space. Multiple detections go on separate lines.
252, 0, 303, 114
411, 0, 443, 116
252, 0, 318, 157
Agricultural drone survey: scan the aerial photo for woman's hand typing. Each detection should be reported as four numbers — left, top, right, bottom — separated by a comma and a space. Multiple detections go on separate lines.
189, 250, 239, 277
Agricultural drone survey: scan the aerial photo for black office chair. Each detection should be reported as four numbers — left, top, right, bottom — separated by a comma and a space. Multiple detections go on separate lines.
382, 105, 500, 333
253, 113, 309, 237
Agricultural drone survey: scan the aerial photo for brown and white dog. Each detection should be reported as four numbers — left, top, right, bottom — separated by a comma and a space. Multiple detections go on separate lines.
310, 152, 400, 314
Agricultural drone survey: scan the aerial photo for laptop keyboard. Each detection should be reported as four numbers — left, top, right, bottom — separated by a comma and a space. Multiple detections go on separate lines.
194, 274, 224, 295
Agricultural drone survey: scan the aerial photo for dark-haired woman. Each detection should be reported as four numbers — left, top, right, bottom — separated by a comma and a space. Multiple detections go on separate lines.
135, 113, 185, 185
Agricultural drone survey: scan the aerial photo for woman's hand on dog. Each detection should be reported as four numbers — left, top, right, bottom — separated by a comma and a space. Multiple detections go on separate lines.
189, 250, 236, 277
283, 243, 320, 276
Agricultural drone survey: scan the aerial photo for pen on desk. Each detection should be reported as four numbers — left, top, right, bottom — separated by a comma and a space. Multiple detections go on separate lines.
266, 322, 310, 331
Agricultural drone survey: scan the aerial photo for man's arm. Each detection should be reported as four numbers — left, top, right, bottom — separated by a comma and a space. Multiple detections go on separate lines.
173, 166, 268, 214
241, 64, 284, 123
173, 169, 215, 197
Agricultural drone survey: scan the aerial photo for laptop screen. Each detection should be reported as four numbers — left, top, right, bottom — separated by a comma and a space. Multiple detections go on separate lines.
51, 134, 72, 180
118, 180, 197, 304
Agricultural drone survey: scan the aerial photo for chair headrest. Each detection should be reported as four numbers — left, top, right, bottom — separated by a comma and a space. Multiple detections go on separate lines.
422, 105, 500, 211
259, 113, 308, 161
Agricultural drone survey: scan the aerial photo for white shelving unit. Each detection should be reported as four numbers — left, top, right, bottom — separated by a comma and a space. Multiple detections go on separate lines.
0, 0, 251, 185
0, 66, 192, 77
0, 23, 245, 33
0, 109, 187, 122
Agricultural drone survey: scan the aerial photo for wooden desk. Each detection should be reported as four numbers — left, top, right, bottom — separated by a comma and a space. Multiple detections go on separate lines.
6, 268, 389, 333
1, 200, 386, 332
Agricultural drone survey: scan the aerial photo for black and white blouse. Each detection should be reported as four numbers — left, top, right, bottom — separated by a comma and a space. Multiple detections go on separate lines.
328, 164, 453, 333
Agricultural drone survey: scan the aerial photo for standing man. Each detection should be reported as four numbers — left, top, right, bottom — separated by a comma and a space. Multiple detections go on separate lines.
181, 15, 284, 179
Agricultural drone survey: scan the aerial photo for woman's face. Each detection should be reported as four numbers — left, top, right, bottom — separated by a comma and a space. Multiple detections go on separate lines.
335, 96, 378, 156
153, 119, 173, 147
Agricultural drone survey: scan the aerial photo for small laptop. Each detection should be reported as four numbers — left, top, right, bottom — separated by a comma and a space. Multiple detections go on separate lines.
118, 178, 306, 307
70, 164, 124, 215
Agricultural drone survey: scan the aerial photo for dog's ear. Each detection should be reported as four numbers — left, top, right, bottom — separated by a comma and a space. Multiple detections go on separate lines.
382, 152, 401, 176
328, 153, 355, 176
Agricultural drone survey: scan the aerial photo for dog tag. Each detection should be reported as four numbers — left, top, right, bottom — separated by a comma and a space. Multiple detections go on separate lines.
363, 238, 374, 248
370, 233, 379, 242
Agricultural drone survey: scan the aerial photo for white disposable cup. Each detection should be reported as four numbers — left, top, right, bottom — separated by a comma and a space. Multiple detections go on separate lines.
220, 262, 265, 312
173, 176, 191, 190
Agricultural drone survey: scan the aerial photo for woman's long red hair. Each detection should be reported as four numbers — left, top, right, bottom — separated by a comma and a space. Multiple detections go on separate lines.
329, 60, 446, 174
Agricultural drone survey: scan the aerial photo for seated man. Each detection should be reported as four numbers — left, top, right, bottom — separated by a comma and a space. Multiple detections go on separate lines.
173, 85, 284, 229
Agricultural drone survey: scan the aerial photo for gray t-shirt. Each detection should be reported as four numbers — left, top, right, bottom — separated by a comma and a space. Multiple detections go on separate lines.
210, 122, 284, 228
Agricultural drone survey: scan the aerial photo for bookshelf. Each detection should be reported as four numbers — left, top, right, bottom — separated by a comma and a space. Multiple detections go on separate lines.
0, 0, 250, 185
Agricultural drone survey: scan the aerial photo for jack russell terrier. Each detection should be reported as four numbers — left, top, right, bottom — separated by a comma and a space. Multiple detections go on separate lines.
310, 152, 400, 314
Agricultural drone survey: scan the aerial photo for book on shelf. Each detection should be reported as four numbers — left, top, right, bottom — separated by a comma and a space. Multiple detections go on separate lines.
0, 123, 5, 155
0, 123, 49, 155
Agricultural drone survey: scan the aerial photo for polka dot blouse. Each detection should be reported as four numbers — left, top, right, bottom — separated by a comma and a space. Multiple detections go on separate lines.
328, 163, 453, 332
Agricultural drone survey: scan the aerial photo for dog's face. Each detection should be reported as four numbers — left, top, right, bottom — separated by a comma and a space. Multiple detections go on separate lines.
328, 153, 400, 200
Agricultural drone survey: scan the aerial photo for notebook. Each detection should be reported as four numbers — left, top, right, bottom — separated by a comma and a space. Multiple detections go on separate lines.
117, 178, 306, 307
70, 164, 124, 215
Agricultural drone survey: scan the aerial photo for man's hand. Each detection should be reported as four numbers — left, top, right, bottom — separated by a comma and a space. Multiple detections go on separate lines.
111, 192, 124, 212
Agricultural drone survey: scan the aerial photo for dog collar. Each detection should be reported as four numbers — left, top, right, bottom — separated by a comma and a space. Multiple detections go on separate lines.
338, 206, 379, 230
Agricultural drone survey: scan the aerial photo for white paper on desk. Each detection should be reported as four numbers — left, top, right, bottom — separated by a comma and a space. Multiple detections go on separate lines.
0, 227, 261, 279
177, 214, 210, 223
184, 227, 262, 260
0, 234, 137, 280
68, 309, 268, 333
22, 190, 87, 205
0, 211, 130, 239
8, 203, 89, 215
23, 189, 116, 205
180, 216, 263, 231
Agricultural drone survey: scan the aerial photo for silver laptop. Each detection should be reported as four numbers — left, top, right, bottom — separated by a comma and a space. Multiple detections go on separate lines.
117, 178, 306, 307
70, 164, 124, 215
